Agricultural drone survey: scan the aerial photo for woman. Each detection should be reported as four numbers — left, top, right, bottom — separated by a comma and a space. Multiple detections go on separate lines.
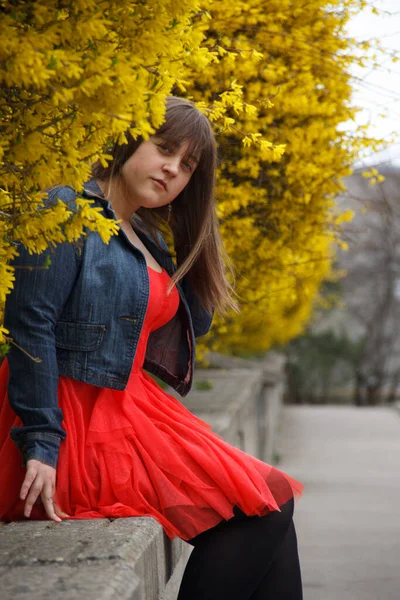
0, 97, 304, 598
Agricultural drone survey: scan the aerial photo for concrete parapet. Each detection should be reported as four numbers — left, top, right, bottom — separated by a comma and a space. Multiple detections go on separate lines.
0, 517, 185, 600
0, 352, 286, 600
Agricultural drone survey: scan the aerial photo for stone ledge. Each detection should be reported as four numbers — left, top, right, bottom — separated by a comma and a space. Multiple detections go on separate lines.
0, 517, 185, 600
204, 351, 286, 385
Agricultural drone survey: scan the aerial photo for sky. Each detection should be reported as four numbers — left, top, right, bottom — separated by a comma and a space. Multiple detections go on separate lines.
345, 0, 400, 167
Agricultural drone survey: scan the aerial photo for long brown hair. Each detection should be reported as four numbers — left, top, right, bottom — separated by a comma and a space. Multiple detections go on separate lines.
92, 96, 238, 316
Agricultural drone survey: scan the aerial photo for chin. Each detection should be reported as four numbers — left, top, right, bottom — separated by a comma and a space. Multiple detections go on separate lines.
140, 199, 168, 210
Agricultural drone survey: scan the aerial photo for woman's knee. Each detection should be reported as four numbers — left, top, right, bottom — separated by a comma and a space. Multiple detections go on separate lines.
186, 496, 295, 547
282, 496, 295, 528
279, 496, 295, 523
259, 496, 294, 534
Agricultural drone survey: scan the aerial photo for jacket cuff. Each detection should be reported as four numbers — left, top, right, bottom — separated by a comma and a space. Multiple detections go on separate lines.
10, 430, 62, 469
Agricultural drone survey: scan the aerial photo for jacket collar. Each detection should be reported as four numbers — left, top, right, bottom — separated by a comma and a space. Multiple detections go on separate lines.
82, 179, 173, 269
82, 179, 115, 217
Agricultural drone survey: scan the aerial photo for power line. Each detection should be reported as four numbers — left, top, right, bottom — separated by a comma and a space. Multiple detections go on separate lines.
352, 77, 400, 101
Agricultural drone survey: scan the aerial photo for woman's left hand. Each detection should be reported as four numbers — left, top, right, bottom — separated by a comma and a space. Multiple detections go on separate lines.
20, 459, 69, 522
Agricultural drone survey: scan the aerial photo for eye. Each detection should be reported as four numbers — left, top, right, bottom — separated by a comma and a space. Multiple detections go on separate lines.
158, 143, 171, 153
182, 159, 193, 172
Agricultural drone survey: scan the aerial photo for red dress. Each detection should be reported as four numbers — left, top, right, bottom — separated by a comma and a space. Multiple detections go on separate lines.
0, 266, 303, 541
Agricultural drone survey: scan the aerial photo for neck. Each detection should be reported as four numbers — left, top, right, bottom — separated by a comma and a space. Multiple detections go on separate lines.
96, 178, 136, 222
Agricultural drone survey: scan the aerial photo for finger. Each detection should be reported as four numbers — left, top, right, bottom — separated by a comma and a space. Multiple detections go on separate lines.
53, 490, 71, 518
24, 478, 43, 518
20, 466, 38, 500
42, 481, 61, 523
54, 503, 71, 519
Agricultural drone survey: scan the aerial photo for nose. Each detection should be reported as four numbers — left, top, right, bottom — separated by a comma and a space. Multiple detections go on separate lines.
162, 157, 180, 177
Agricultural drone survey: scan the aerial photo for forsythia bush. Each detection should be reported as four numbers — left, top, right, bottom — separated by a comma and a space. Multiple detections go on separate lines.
186, 0, 385, 354
0, 0, 384, 356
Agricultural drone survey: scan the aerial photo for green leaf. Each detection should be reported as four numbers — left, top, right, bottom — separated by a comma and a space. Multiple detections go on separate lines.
43, 255, 52, 268
0, 344, 10, 357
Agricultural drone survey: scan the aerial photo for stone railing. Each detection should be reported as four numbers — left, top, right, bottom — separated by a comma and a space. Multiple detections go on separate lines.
0, 352, 286, 600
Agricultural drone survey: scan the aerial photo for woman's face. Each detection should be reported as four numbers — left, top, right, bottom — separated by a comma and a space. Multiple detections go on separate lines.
120, 137, 198, 211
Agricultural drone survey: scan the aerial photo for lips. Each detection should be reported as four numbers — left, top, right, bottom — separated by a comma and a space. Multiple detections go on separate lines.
152, 178, 167, 191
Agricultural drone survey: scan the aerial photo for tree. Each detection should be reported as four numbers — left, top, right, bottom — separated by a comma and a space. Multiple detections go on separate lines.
182, 0, 387, 355
335, 166, 400, 405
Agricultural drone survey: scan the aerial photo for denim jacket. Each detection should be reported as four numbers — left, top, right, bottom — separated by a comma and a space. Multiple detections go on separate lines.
4, 179, 213, 468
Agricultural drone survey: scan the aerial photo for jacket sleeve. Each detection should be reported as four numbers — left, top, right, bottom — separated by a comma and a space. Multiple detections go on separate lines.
4, 188, 81, 468
179, 276, 214, 338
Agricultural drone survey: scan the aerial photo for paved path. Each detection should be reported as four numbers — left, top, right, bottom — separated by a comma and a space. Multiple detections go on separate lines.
277, 405, 400, 600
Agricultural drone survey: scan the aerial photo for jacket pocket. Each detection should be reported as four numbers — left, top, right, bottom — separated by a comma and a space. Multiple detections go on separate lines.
55, 321, 106, 351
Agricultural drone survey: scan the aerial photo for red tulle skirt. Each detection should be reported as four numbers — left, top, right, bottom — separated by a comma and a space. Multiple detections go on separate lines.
0, 267, 303, 541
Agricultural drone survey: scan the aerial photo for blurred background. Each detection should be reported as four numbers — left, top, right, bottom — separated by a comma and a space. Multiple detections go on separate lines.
282, 0, 400, 407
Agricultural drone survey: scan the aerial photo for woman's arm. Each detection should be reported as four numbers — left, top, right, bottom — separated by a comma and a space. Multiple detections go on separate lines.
4, 188, 81, 469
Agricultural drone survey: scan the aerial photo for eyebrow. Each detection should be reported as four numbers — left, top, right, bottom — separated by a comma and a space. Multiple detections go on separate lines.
182, 149, 200, 165
156, 136, 199, 164
185, 153, 199, 165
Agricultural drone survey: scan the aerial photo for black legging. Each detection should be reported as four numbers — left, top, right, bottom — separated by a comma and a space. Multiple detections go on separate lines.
177, 498, 302, 600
